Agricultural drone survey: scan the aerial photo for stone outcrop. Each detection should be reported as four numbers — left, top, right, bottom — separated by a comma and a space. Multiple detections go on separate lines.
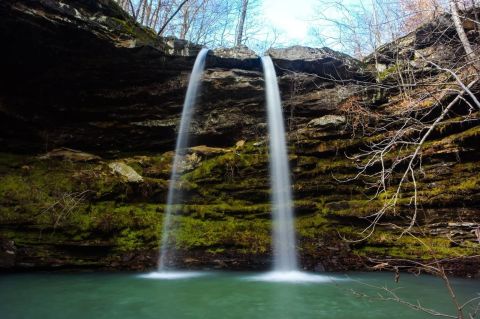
0, 0, 366, 155
108, 162, 144, 183
0, 0, 479, 276
267, 46, 368, 80
307, 115, 346, 129
365, 9, 479, 76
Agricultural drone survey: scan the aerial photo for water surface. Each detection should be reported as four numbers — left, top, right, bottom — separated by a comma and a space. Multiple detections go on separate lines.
0, 272, 478, 319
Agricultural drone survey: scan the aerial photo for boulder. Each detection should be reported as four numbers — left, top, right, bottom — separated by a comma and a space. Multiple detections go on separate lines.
189, 145, 230, 156
108, 162, 143, 182
159, 36, 204, 56
0, 238, 16, 268
307, 115, 346, 129
267, 45, 365, 80
208, 46, 260, 70
212, 45, 258, 60
414, 13, 457, 49
39, 148, 101, 162
177, 153, 202, 173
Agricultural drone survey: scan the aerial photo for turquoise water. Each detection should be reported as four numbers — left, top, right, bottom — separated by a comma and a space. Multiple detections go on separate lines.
0, 271, 478, 319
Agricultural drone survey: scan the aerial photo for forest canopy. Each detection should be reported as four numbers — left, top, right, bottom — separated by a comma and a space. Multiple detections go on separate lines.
114, 0, 476, 55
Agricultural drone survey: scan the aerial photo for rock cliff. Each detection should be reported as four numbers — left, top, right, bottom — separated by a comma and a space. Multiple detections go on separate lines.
0, 0, 479, 276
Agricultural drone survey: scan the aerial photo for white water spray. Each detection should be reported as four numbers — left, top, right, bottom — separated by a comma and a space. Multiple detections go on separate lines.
158, 48, 209, 271
261, 56, 298, 272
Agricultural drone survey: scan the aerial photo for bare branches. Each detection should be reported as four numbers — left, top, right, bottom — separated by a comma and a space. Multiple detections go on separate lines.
349, 278, 458, 318
310, 0, 448, 58
158, 0, 189, 35
335, 6, 480, 308
345, 76, 478, 242
113, 0, 264, 48
38, 190, 91, 230
423, 57, 480, 109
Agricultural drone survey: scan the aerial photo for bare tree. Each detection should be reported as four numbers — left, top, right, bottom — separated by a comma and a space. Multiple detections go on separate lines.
450, 0, 477, 61
114, 0, 267, 48
310, 0, 448, 58
399, 0, 444, 32
158, 0, 190, 36
337, 1, 480, 240
235, 0, 248, 46
309, 3, 480, 317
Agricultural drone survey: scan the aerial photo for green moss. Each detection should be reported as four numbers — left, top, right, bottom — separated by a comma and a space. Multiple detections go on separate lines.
427, 125, 480, 150
323, 199, 382, 217
415, 168, 480, 205
183, 151, 267, 182
1, 125, 479, 267
331, 225, 480, 261
2, 228, 72, 246
378, 65, 396, 81
294, 157, 355, 179
107, 17, 157, 45
377, 63, 409, 82
85, 202, 163, 252
159, 202, 271, 220
450, 177, 478, 192
168, 216, 271, 254
206, 248, 226, 254
0, 153, 28, 173
356, 234, 479, 260
296, 213, 328, 238
115, 229, 145, 252
0, 160, 88, 226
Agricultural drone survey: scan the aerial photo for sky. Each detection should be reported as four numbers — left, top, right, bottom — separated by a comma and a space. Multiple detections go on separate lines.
262, 0, 316, 44
260, 0, 361, 50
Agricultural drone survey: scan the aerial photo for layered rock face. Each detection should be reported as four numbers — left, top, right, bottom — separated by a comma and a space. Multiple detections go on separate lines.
0, 0, 479, 275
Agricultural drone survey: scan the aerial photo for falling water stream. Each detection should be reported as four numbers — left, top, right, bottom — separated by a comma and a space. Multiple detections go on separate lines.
261, 56, 299, 275
153, 52, 323, 282
157, 48, 209, 273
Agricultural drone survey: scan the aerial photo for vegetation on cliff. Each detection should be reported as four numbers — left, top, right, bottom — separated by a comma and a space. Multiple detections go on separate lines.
0, 0, 479, 282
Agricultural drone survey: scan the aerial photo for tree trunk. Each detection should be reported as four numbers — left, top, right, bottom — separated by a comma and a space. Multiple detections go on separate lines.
150, 0, 162, 29
371, 0, 381, 82
450, 0, 476, 61
152, 5, 161, 29
139, 0, 148, 25
144, 0, 154, 27
235, 0, 248, 46
158, 0, 189, 36
135, 0, 146, 22
127, 0, 136, 18
180, 3, 190, 39
117, 0, 125, 10
472, 0, 479, 32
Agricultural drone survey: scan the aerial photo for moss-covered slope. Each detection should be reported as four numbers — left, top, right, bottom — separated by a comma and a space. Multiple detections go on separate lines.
1, 112, 478, 274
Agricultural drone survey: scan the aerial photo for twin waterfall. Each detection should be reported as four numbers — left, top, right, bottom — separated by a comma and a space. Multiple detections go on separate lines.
262, 56, 298, 273
157, 50, 300, 277
158, 48, 209, 271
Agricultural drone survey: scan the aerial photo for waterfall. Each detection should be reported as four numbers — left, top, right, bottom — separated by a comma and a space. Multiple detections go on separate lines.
261, 56, 299, 272
158, 48, 209, 271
